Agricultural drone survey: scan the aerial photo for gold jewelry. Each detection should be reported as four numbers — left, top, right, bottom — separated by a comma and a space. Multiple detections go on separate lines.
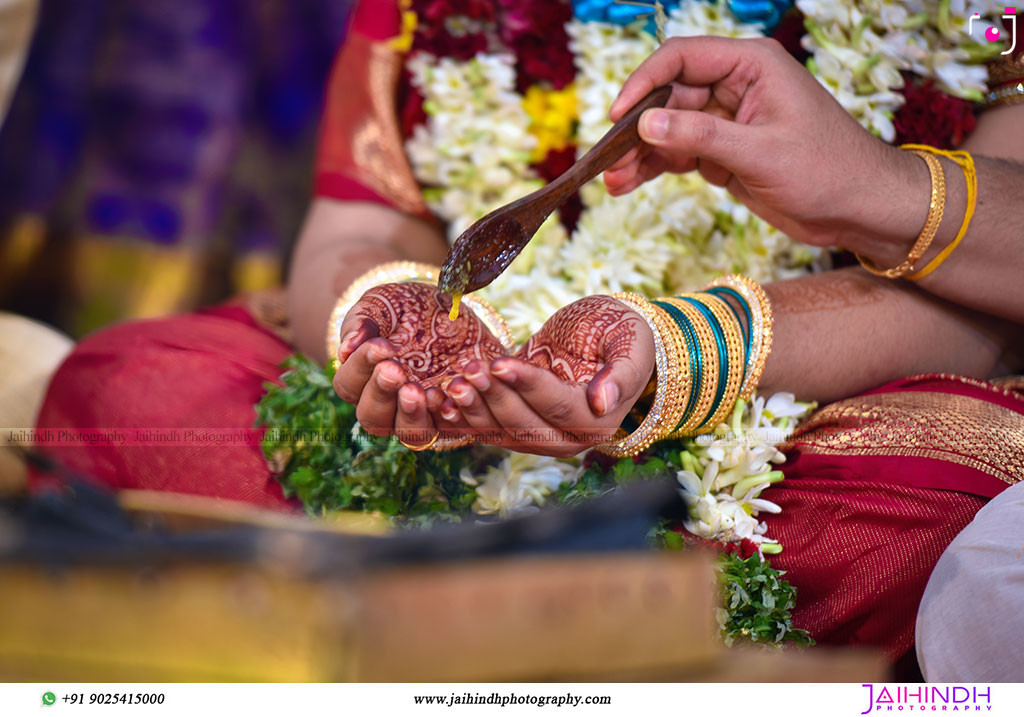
901, 146, 978, 281
399, 432, 440, 452
856, 149, 945, 279
325, 261, 515, 363
648, 302, 691, 440
705, 274, 773, 401
598, 293, 682, 457
600, 277, 771, 451
687, 292, 745, 432
982, 80, 1024, 108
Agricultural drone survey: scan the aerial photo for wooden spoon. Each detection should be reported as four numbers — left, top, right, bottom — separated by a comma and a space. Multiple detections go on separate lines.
438, 84, 673, 310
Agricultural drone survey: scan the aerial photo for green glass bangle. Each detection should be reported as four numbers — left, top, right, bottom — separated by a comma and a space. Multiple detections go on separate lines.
705, 286, 751, 384
679, 296, 728, 432
652, 299, 701, 431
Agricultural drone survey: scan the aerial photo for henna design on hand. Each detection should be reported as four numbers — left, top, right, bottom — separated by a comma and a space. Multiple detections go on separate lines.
515, 296, 640, 384
350, 283, 507, 387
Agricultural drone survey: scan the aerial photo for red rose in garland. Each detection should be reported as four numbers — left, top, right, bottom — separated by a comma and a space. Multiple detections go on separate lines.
894, 77, 977, 149
497, 0, 576, 91
411, 0, 497, 60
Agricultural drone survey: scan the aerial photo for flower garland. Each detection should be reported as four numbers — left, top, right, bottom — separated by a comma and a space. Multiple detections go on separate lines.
797, 0, 1001, 141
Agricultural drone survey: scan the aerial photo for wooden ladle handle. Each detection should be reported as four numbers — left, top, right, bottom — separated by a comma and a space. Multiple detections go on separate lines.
551, 85, 673, 192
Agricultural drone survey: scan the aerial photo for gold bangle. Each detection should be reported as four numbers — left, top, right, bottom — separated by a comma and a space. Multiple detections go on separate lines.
648, 302, 691, 441
704, 274, 773, 401
660, 297, 719, 437
903, 146, 978, 281
687, 292, 745, 432
598, 293, 681, 457
856, 149, 945, 279
325, 261, 515, 364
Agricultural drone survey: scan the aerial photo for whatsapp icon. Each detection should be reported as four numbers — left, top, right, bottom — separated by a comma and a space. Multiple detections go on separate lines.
42, 692, 56, 706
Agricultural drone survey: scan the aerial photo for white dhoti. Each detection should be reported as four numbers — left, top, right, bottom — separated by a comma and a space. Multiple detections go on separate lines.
916, 480, 1024, 682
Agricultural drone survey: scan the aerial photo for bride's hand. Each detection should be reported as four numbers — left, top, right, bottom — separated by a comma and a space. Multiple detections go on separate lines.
434, 296, 655, 456
332, 282, 507, 443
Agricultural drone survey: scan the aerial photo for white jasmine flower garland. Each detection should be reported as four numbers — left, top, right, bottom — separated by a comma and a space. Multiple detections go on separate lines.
664, 0, 767, 39
799, 0, 1003, 140
680, 394, 815, 551
406, 52, 568, 248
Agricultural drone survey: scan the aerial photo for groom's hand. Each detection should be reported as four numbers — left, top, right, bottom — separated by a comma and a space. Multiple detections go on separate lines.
332, 282, 506, 443
434, 296, 655, 456
604, 36, 925, 263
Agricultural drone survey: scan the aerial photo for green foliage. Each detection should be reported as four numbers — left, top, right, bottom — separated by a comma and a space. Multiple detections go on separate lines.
253, 355, 479, 523
717, 552, 814, 648
647, 520, 687, 551
552, 464, 616, 506
552, 454, 672, 506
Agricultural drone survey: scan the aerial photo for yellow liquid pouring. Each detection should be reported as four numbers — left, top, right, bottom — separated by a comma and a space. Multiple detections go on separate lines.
448, 292, 462, 321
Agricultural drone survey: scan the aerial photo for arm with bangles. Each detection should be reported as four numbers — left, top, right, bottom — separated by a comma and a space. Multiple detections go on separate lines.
850, 147, 1024, 326
890, 102, 1024, 323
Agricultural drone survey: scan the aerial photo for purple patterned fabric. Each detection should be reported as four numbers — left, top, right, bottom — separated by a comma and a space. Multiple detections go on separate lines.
0, 0, 353, 332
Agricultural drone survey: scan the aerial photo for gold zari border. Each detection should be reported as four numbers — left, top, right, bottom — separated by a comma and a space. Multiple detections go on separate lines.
784, 389, 1024, 486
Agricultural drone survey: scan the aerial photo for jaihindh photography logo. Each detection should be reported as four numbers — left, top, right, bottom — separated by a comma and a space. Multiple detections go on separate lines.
860, 685, 993, 713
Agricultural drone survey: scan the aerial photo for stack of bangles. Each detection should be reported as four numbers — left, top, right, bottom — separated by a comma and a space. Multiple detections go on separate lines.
598, 274, 773, 458
856, 144, 977, 281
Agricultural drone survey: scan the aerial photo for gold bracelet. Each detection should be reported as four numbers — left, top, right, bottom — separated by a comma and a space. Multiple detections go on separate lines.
325, 261, 515, 364
704, 274, 773, 401
856, 149, 945, 279
687, 292, 745, 432
902, 146, 978, 281
399, 433, 440, 452
598, 293, 687, 457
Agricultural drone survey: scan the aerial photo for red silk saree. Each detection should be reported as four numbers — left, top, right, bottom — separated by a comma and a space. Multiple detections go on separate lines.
33, 0, 1024, 661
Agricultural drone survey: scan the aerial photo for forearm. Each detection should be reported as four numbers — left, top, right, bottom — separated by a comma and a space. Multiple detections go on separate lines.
287, 199, 448, 362
847, 107, 1024, 325
757, 267, 1018, 404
